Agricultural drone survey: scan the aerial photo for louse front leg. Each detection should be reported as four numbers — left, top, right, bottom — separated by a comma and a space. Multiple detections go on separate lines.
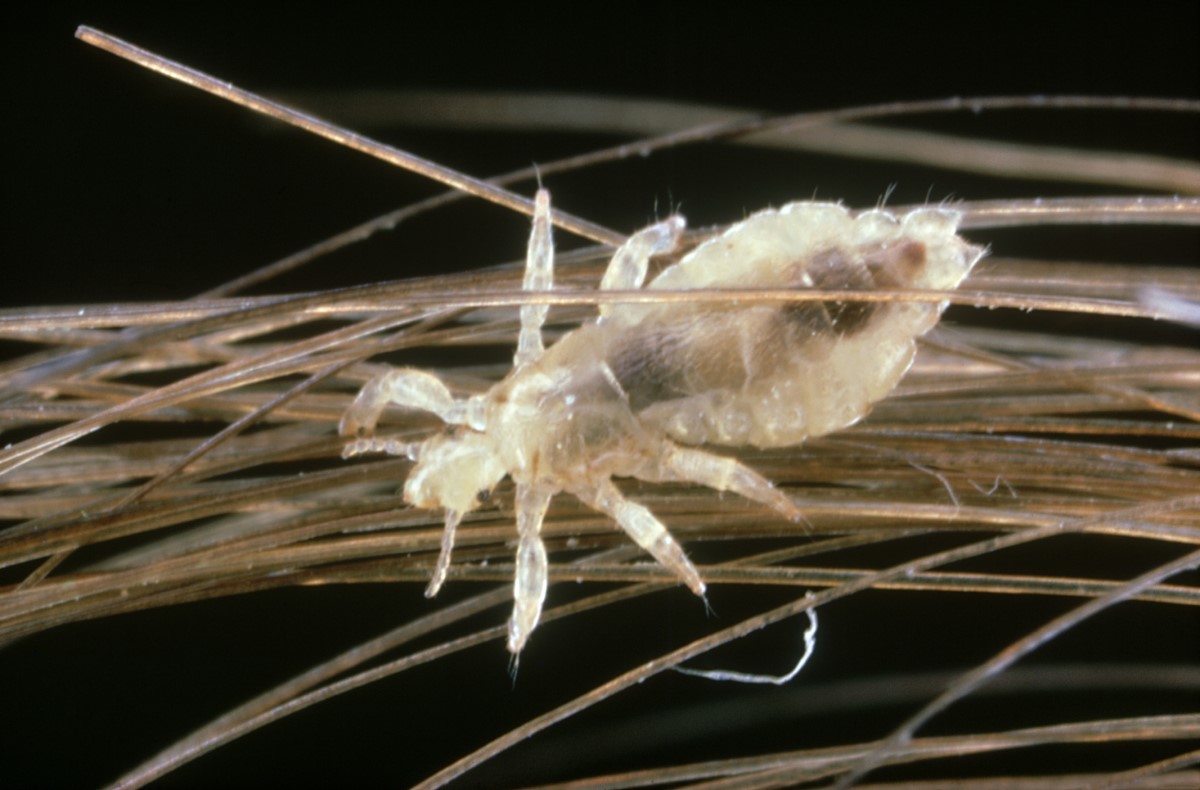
340, 367, 486, 455
657, 442, 804, 523
571, 479, 706, 598
507, 482, 553, 655
598, 213, 686, 317
514, 189, 554, 369
425, 509, 463, 599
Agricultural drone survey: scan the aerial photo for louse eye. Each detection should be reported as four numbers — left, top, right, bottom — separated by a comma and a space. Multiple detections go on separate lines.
476, 489, 491, 503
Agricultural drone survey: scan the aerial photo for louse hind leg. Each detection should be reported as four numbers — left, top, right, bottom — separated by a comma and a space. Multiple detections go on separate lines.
507, 483, 554, 655
598, 214, 686, 317
514, 189, 554, 369
339, 367, 486, 454
658, 442, 804, 524
571, 479, 706, 597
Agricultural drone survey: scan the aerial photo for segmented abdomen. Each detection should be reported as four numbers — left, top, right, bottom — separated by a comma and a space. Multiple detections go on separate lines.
605, 203, 985, 448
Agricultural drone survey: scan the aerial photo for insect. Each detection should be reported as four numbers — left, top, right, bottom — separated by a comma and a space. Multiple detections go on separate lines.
7, 21, 1193, 789
341, 189, 986, 654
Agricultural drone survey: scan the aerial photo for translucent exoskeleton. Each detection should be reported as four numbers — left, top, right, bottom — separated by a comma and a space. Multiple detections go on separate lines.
341, 190, 986, 654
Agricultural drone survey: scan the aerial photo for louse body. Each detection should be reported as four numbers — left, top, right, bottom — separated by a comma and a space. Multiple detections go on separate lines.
342, 192, 985, 654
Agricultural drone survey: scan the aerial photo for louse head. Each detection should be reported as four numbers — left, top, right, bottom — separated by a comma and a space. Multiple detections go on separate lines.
403, 429, 507, 515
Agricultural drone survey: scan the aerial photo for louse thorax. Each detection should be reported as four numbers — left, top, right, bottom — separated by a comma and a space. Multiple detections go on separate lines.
599, 203, 986, 448
484, 324, 660, 485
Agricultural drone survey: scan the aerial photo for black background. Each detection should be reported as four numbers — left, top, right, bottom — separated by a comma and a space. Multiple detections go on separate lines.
11, 2, 1199, 307
5, 3, 1198, 788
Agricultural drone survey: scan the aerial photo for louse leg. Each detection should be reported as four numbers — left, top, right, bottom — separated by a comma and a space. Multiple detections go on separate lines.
598, 214, 686, 318
425, 509, 463, 598
514, 189, 554, 369
508, 483, 553, 655
339, 367, 486, 450
571, 479, 706, 597
340, 435, 419, 460
657, 442, 804, 523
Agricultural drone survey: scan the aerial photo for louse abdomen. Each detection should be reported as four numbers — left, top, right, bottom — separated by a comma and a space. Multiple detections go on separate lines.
605, 204, 984, 449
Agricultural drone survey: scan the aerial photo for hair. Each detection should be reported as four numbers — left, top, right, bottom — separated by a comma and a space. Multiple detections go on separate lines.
4, 11, 1198, 788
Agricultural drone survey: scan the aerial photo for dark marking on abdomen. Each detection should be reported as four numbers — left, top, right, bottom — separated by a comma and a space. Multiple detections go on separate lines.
606, 325, 694, 411
783, 240, 927, 338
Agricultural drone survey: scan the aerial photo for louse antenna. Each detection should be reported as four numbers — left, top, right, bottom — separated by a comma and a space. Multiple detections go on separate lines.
74, 26, 626, 249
